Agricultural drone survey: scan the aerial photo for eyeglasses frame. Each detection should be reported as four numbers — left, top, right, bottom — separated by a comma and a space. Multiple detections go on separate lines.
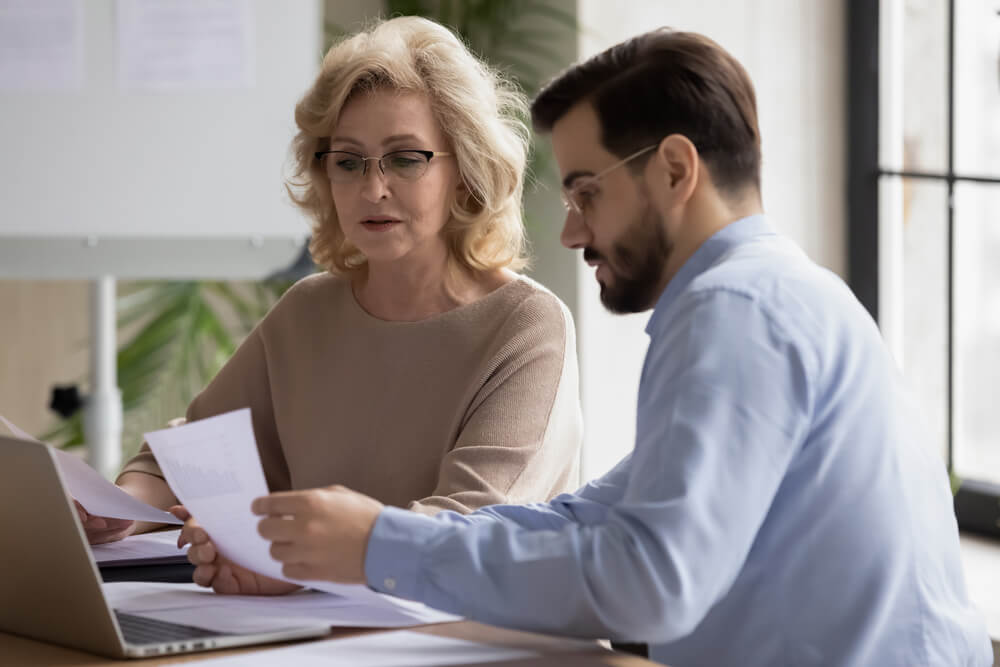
561, 142, 661, 215
314, 149, 453, 182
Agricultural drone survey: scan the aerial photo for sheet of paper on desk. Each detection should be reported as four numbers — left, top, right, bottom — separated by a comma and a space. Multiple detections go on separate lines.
192, 630, 537, 667
188, 630, 538, 666
143, 408, 426, 609
104, 582, 461, 633
91, 528, 189, 565
0, 415, 182, 525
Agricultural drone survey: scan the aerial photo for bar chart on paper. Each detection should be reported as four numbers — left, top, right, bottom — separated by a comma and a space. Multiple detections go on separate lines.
155, 457, 243, 500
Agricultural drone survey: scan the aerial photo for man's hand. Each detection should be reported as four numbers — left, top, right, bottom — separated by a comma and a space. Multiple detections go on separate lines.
171, 506, 300, 596
252, 485, 384, 584
75, 500, 136, 545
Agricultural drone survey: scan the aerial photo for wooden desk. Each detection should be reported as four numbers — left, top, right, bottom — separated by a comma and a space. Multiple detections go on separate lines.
0, 621, 660, 666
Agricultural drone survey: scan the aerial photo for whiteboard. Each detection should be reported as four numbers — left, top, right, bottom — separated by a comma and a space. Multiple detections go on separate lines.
0, 0, 322, 279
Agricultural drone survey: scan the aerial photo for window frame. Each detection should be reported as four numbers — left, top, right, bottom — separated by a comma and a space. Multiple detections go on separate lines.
847, 0, 1000, 539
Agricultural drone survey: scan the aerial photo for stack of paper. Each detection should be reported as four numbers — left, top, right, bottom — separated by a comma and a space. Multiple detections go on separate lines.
105, 582, 460, 633
186, 630, 540, 666
91, 528, 189, 566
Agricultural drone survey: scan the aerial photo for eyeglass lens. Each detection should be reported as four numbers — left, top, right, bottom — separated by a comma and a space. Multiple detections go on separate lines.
323, 151, 429, 183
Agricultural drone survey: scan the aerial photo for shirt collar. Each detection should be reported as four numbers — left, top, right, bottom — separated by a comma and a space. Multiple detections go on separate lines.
645, 214, 775, 336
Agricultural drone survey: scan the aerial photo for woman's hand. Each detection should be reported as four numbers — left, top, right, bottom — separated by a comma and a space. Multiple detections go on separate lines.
171, 506, 301, 596
253, 485, 384, 584
75, 499, 136, 545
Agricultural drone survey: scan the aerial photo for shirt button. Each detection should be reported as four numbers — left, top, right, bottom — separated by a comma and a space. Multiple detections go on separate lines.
383, 577, 397, 591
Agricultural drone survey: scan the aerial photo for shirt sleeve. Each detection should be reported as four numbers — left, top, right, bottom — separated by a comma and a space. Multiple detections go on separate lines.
365, 289, 813, 643
407, 295, 583, 515
117, 327, 291, 492
430, 453, 633, 531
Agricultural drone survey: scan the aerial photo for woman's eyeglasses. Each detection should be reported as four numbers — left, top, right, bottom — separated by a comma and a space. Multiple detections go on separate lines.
315, 149, 453, 184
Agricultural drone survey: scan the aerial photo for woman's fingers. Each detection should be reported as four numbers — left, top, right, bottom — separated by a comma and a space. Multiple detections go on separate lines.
79, 510, 135, 545
74, 499, 134, 544
212, 563, 241, 595
178, 517, 208, 548
192, 563, 218, 588
194, 541, 217, 564
88, 524, 134, 545
94, 516, 132, 531
186, 539, 217, 566
73, 499, 89, 522
231, 563, 262, 594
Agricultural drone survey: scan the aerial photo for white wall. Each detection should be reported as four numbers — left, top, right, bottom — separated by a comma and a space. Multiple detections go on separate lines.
0, 1, 846, 481
568, 0, 847, 478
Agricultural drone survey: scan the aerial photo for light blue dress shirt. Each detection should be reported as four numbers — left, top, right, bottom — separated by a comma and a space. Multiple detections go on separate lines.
365, 216, 992, 666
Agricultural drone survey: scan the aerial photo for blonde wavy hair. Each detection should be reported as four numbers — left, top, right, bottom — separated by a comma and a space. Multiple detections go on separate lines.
286, 16, 531, 276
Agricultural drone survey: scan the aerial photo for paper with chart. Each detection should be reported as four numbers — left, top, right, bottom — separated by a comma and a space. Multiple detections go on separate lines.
0, 415, 181, 524
105, 582, 460, 633
143, 408, 439, 611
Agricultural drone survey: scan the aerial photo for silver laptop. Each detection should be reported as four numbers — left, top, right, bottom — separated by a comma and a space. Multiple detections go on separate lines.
0, 435, 329, 658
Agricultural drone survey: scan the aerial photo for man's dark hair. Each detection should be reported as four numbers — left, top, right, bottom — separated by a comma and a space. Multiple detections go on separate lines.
531, 28, 761, 195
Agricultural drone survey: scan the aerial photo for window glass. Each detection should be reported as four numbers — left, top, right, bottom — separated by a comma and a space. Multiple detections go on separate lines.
901, 0, 949, 173
899, 176, 950, 458
953, 182, 1000, 484
954, 0, 1000, 178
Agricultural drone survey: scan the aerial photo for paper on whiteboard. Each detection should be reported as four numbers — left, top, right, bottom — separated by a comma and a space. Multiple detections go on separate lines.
0, 0, 84, 91
0, 415, 182, 525
116, 0, 255, 90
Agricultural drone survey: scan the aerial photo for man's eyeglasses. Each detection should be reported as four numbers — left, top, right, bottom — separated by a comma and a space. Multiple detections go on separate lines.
314, 149, 453, 184
561, 143, 660, 215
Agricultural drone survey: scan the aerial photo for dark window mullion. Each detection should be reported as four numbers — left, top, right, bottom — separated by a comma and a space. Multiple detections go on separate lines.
946, 0, 955, 473
878, 169, 1000, 186
847, 0, 880, 321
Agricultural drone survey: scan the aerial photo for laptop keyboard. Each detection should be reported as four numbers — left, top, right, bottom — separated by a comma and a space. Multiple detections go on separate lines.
116, 611, 220, 645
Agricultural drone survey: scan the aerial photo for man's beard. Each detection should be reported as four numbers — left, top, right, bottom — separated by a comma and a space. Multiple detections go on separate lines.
585, 203, 672, 314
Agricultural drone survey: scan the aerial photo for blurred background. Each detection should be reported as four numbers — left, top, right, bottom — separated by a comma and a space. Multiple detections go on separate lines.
0, 0, 997, 538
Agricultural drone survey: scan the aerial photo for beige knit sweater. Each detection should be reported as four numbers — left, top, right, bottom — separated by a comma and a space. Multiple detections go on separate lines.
120, 272, 582, 515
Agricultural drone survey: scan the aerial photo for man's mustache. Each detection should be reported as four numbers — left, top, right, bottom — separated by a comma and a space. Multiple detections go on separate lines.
583, 248, 605, 263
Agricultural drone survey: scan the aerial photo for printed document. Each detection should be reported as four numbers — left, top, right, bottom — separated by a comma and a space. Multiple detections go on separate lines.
143, 408, 452, 615
0, 415, 181, 524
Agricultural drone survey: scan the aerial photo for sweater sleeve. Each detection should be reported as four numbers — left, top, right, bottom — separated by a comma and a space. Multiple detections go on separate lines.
115, 416, 187, 486
117, 326, 291, 492
407, 293, 582, 515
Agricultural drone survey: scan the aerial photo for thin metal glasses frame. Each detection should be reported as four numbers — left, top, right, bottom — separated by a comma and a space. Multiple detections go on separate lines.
561, 143, 660, 214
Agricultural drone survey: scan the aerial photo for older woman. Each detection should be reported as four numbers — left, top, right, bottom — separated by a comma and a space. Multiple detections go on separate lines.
80, 16, 582, 591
